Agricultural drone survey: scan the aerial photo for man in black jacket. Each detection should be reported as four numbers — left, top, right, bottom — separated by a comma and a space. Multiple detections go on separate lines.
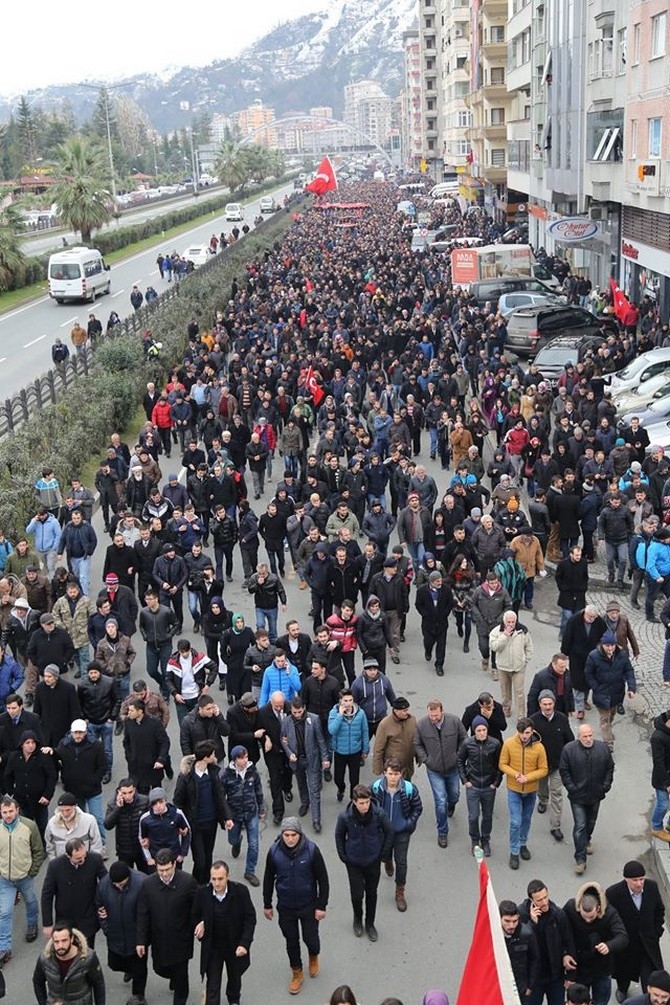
104, 778, 150, 871
257, 693, 294, 825
559, 723, 615, 874
0, 693, 42, 762
192, 860, 257, 1005
457, 716, 501, 856
179, 693, 230, 762
174, 740, 232, 884
531, 690, 574, 844
607, 860, 665, 1001
33, 921, 105, 1005
415, 570, 454, 676
136, 847, 198, 1005
152, 544, 188, 631
77, 662, 119, 783
499, 899, 541, 1000
56, 719, 107, 849
95, 861, 147, 1001
33, 665, 82, 749
133, 526, 163, 601
527, 654, 575, 717
26, 612, 75, 685
123, 698, 170, 794
41, 837, 107, 944
556, 546, 589, 639
226, 693, 263, 764
139, 589, 179, 700
518, 877, 576, 1005
276, 620, 312, 681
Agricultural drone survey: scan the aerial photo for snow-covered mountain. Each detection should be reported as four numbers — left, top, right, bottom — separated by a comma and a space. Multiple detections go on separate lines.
0, 0, 418, 132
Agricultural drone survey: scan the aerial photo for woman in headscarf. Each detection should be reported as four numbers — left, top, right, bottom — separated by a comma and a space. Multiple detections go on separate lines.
220, 613, 254, 706
201, 596, 229, 690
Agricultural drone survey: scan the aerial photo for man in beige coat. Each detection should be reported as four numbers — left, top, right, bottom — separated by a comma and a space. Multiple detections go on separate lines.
489, 611, 534, 719
372, 697, 417, 779
510, 527, 546, 610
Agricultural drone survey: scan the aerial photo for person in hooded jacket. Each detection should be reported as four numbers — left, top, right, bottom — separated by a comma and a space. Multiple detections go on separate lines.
174, 739, 232, 883
201, 595, 229, 687
650, 710, 670, 838
335, 783, 393, 942
585, 631, 636, 749
471, 572, 513, 675
305, 544, 334, 634
562, 880, 629, 1005
457, 715, 502, 857
0, 643, 24, 713
356, 595, 393, 673
93, 617, 135, 708
4, 729, 57, 840
328, 690, 370, 803
370, 757, 423, 913
221, 743, 266, 884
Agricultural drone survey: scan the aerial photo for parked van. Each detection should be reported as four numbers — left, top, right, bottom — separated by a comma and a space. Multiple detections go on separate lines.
48, 248, 110, 303
225, 203, 244, 222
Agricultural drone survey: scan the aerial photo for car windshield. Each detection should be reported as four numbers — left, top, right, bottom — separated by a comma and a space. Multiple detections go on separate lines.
617, 360, 643, 380
50, 263, 81, 279
535, 348, 577, 365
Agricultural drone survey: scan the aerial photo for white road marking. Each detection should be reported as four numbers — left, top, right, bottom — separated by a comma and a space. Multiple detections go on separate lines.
60, 316, 77, 328
0, 297, 50, 323
23, 334, 48, 348
112, 290, 125, 298
0, 357, 7, 364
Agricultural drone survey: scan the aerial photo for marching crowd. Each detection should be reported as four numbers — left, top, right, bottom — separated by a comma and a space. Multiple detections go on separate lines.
0, 179, 667, 1005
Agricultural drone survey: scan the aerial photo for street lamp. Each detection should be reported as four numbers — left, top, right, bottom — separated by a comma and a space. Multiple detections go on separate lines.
81, 80, 137, 205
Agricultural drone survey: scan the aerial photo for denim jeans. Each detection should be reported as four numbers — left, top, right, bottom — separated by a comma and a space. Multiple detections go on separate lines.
426, 767, 460, 836
77, 793, 106, 843
75, 644, 90, 676
175, 695, 198, 724
407, 541, 426, 568
228, 815, 260, 875
523, 577, 535, 608
605, 540, 628, 582
255, 607, 278, 642
0, 874, 38, 950
507, 789, 536, 854
145, 642, 172, 698
570, 799, 600, 863
88, 722, 113, 772
70, 556, 92, 597
465, 785, 497, 842
646, 575, 670, 619
428, 427, 438, 456
652, 788, 669, 830
115, 672, 131, 704
187, 590, 201, 625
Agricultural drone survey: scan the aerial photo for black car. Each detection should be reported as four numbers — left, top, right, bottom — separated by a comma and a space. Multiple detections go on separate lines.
506, 304, 619, 355
532, 333, 616, 386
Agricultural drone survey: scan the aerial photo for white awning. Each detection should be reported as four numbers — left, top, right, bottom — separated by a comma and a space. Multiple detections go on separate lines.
541, 48, 553, 85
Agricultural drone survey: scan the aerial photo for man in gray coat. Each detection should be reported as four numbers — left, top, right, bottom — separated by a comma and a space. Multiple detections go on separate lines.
414, 698, 467, 848
281, 696, 330, 833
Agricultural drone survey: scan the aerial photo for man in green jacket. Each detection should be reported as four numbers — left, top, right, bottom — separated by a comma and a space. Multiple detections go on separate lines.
0, 793, 45, 962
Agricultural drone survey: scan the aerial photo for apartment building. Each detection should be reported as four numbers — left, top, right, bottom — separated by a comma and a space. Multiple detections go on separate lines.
417, 0, 442, 177
343, 80, 394, 151
402, 29, 424, 169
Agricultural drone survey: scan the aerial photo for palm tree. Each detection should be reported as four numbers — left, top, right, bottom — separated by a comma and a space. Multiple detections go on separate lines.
214, 141, 249, 194
51, 137, 111, 244
0, 204, 27, 293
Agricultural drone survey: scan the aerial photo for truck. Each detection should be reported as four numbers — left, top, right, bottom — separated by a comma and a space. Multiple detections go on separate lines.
450, 243, 560, 290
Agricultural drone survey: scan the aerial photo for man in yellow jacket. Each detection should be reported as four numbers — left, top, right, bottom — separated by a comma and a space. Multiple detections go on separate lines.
499, 718, 548, 871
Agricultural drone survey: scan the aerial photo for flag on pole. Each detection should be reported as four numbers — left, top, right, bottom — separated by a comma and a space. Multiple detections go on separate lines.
456, 855, 522, 1005
304, 366, 325, 406
609, 278, 630, 321
305, 156, 338, 196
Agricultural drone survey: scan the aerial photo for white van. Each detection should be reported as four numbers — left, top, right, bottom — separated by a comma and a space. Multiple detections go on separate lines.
48, 248, 111, 303
225, 203, 244, 222
183, 244, 211, 269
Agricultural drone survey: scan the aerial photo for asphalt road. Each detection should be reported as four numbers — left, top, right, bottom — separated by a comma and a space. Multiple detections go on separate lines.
3, 445, 666, 1004
0, 182, 294, 402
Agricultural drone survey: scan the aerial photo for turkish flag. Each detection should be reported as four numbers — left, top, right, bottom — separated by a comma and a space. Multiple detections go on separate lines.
456, 858, 522, 1005
305, 156, 338, 196
609, 278, 629, 321
305, 365, 325, 407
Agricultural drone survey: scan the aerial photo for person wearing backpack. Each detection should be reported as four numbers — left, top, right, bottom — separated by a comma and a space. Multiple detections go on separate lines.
371, 758, 422, 913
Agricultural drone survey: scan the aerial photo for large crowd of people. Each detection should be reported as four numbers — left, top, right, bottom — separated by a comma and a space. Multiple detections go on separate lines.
0, 179, 668, 1005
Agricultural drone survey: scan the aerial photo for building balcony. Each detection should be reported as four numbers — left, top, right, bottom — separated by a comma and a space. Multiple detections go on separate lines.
481, 122, 508, 139
482, 40, 506, 58
480, 0, 507, 15
483, 165, 508, 184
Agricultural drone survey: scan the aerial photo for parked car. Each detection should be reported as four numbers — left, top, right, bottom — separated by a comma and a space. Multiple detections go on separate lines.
505, 304, 616, 355
182, 244, 211, 269
611, 373, 670, 413
606, 348, 670, 395
637, 416, 670, 452
468, 277, 562, 310
532, 333, 616, 386
259, 196, 277, 214
618, 393, 670, 428
498, 291, 564, 319
225, 203, 244, 222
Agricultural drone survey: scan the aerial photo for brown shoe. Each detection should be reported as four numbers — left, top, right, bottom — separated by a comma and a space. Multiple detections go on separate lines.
299, 580, 307, 590
395, 885, 407, 912
289, 967, 304, 994
308, 955, 319, 978
384, 859, 394, 877
481, 658, 489, 673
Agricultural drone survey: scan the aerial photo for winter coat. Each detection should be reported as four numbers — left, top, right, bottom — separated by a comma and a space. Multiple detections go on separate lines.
33, 678, 82, 748
510, 534, 544, 577
220, 760, 265, 821
651, 713, 670, 790
263, 833, 330, 911
304, 549, 333, 595
33, 928, 105, 1005
517, 898, 575, 981
462, 700, 508, 744
139, 802, 191, 861
192, 879, 256, 978
606, 878, 664, 983
27, 624, 75, 673
499, 731, 548, 793
174, 756, 231, 826
598, 504, 633, 544
470, 584, 513, 639
4, 743, 56, 810
457, 735, 503, 788
561, 611, 608, 691
122, 714, 170, 791
335, 801, 393, 866
0, 812, 44, 880
472, 524, 506, 569
0, 653, 24, 709
559, 737, 614, 804
301, 674, 341, 725
57, 520, 97, 560
563, 882, 628, 979
281, 712, 328, 771
356, 603, 393, 654
56, 734, 106, 799
94, 633, 136, 680
645, 540, 670, 580
371, 712, 417, 777
415, 581, 454, 629
152, 553, 188, 592
179, 706, 230, 762
52, 595, 91, 648
585, 644, 636, 709
504, 922, 541, 998
165, 648, 217, 698
555, 556, 589, 610
41, 851, 107, 938
328, 703, 370, 756
95, 870, 146, 956
529, 710, 574, 770
77, 673, 119, 723
259, 659, 302, 707
136, 869, 198, 966
371, 775, 423, 833
351, 672, 396, 727
104, 790, 150, 859
247, 571, 286, 609
414, 712, 467, 775
489, 621, 534, 673
139, 603, 179, 647
527, 666, 575, 716
44, 806, 103, 859
330, 561, 361, 607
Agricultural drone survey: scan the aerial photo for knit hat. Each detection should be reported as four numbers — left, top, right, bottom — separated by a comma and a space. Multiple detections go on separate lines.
392, 697, 410, 710
615, 437, 626, 446
648, 972, 670, 994
149, 787, 168, 804
58, 792, 77, 806
105, 572, 119, 584
600, 630, 617, 644
43, 663, 60, 678
471, 507, 482, 517
631, 461, 642, 472
423, 991, 450, 1005
12, 597, 29, 609
109, 861, 132, 884
537, 689, 556, 704
230, 745, 248, 760
428, 571, 442, 584
280, 816, 302, 835
18, 730, 39, 746
623, 860, 646, 878
168, 474, 178, 481
471, 716, 489, 730
363, 657, 380, 670
606, 599, 620, 612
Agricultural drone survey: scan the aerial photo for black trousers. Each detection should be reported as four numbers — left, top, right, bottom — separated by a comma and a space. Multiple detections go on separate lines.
205, 950, 244, 1005
334, 751, 361, 799
118, 847, 150, 873
423, 626, 448, 671
108, 948, 148, 996
191, 819, 219, 884
265, 753, 293, 818
154, 958, 189, 1005
278, 906, 320, 969
345, 860, 381, 927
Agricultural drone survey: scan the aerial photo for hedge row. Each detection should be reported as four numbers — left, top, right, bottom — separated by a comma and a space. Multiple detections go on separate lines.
0, 210, 295, 538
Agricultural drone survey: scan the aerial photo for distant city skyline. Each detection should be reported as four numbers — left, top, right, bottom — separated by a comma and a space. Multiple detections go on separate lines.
1, 0, 321, 97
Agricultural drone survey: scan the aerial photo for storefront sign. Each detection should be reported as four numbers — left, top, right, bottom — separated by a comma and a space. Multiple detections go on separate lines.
547, 217, 600, 243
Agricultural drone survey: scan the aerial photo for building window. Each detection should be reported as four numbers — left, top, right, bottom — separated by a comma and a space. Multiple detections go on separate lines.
490, 148, 506, 167
457, 110, 472, 127
491, 25, 505, 43
490, 67, 505, 85
631, 23, 640, 64
491, 108, 506, 125
629, 119, 637, 158
651, 13, 666, 57
428, 139, 435, 151
617, 27, 627, 73
602, 25, 614, 73
524, 105, 531, 120
648, 118, 662, 158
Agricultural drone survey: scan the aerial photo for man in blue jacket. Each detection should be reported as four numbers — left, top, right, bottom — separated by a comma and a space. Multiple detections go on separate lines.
644, 527, 670, 623
335, 783, 393, 942
371, 758, 422, 913
260, 649, 302, 706
328, 690, 370, 803
95, 860, 147, 1001
25, 507, 61, 578
585, 632, 636, 750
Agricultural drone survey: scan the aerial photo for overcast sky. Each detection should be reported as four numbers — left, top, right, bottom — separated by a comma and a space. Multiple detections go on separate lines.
1, 0, 321, 96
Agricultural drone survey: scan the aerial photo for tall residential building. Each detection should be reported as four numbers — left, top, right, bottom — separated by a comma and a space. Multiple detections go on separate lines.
230, 100, 277, 147
344, 80, 394, 149
402, 29, 424, 169
210, 113, 232, 145
417, 0, 442, 177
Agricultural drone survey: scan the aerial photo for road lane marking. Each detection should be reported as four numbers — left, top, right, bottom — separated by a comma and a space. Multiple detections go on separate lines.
60, 316, 77, 328
23, 334, 48, 348
0, 297, 50, 323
